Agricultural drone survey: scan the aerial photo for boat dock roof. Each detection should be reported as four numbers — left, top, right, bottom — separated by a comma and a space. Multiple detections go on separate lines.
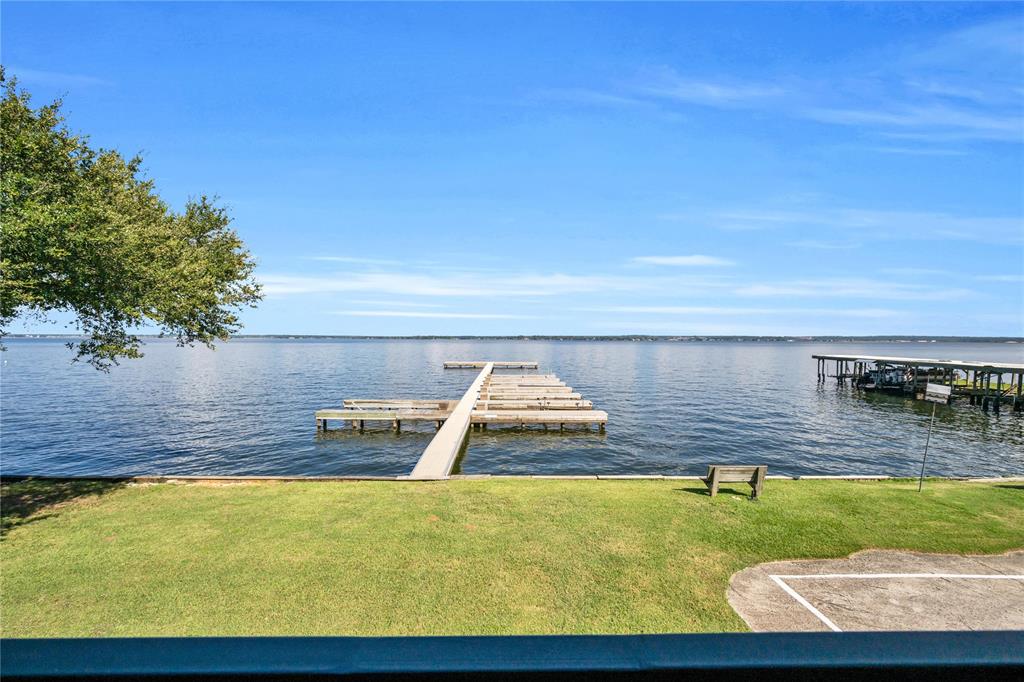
811, 354, 1024, 373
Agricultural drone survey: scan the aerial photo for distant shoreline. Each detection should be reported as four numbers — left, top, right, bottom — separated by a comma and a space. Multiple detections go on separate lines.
5, 334, 1022, 343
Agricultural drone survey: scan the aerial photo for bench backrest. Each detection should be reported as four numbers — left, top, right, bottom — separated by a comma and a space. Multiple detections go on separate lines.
707, 465, 764, 482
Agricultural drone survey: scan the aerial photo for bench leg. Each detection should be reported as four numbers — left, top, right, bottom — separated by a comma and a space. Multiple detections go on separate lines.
752, 467, 766, 499
708, 470, 720, 497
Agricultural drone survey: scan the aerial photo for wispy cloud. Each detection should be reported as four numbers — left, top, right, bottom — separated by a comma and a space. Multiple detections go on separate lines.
547, 17, 1023, 145
881, 268, 954, 277
635, 68, 785, 107
866, 146, 968, 156
7, 66, 112, 88
259, 270, 705, 298
631, 255, 735, 267
788, 240, 861, 251
698, 207, 1023, 245
735, 278, 973, 301
331, 310, 534, 319
528, 88, 654, 109
802, 104, 1022, 142
347, 299, 446, 308
307, 256, 403, 266
584, 305, 899, 318
976, 274, 1024, 283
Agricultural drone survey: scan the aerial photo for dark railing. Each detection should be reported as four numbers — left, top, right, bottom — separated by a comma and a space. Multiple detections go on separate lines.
3, 631, 1023, 680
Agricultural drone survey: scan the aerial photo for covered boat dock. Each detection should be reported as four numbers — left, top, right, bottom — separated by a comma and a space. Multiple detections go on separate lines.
812, 354, 1024, 412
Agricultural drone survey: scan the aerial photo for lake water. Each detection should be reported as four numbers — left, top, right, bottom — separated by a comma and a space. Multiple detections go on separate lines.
1, 339, 1022, 477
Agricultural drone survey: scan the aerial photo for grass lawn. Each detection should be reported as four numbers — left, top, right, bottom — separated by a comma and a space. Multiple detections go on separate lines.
2, 478, 1022, 637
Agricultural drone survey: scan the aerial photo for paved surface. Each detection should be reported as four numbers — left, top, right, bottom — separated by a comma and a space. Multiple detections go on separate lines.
728, 550, 1024, 632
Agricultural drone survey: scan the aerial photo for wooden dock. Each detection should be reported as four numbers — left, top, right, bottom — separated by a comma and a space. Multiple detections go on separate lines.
444, 361, 538, 369
812, 353, 1024, 413
409, 362, 495, 479
316, 361, 606, 479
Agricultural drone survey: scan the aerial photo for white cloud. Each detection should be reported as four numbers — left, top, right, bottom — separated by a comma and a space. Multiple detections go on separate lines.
735, 278, 973, 301
331, 310, 534, 319
307, 256, 402, 266
347, 299, 446, 308
866, 146, 968, 156
529, 88, 654, 109
701, 207, 1023, 245
259, 270, 705, 298
586, 305, 899, 318
976, 274, 1024, 283
8, 66, 112, 88
788, 240, 861, 250
880, 268, 954, 277
802, 104, 1022, 142
636, 70, 785, 106
554, 18, 1024, 144
631, 255, 735, 267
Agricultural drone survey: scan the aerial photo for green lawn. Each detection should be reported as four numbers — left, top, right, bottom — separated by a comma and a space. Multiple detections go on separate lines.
2, 478, 1022, 637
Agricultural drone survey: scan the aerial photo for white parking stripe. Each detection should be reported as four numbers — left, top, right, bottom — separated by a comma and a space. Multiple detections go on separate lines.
767, 573, 1024, 632
768, 575, 843, 632
774, 573, 1024, 580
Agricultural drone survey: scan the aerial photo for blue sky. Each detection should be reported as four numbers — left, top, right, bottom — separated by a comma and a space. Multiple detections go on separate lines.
4, 2, 1023, 336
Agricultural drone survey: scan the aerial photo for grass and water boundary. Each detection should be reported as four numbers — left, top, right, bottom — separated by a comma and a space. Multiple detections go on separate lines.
1, 477, 1022, 637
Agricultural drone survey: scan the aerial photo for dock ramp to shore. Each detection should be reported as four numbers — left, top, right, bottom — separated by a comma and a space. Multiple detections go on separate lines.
315, 361, 607, 480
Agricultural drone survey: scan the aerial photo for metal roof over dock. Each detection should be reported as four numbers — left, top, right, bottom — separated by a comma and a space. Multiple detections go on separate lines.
811, 354, 1024, 373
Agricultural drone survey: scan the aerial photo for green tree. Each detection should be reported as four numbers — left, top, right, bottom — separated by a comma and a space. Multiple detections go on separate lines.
0, 69, 261, 369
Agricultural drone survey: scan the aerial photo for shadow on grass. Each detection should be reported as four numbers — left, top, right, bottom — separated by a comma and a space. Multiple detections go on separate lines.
1, 478, 126, 537
995, 484, 1024, 491
677, 486, 754, 499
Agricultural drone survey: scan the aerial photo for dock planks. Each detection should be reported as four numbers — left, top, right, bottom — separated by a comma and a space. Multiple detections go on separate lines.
476, 399, 593, 410
409, 363, 494, 480
444, 361, 538, 369
317, 408, 452, 422
481, 392, 582, 400
316, 361, 606, 480
471, 410, 607, 425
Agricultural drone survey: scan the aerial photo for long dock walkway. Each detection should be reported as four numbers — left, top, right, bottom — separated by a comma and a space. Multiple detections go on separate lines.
409, 363, 494, 479
315, 361, 607, 480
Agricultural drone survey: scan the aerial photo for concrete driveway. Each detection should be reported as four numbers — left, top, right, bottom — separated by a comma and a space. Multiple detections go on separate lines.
728, 550, 1024, 631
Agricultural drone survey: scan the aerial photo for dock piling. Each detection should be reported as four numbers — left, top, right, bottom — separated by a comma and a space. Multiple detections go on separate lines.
811, 353, 1023, 413
312, 361, 603, 475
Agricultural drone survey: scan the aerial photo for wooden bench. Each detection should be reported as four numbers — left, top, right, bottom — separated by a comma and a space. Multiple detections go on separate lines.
704, 465, 766, 499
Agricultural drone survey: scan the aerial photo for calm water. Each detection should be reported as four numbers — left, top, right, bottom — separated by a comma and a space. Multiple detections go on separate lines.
1, 339, 1022, 477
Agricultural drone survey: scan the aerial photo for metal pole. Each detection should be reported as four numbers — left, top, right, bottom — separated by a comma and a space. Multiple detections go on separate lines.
918, 402, 936, 493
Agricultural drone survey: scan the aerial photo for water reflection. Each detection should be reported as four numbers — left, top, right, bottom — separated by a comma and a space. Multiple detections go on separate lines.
1, 339, 1021, 477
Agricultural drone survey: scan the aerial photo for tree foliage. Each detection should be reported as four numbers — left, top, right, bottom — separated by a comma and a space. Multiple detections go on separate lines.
0, 69, 262, 369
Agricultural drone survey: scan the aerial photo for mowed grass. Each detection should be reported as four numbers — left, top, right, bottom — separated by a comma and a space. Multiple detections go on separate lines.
1, 478, 1022, 637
